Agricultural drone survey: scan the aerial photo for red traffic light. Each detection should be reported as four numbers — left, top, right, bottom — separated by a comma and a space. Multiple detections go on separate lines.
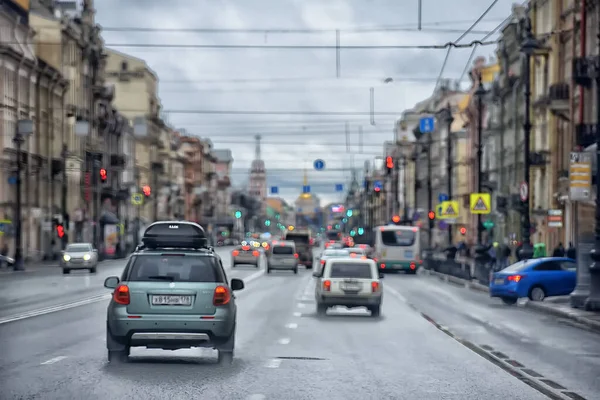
428, 211, 435, 220
99, 168, 107, 182
56, 224, 65, 238
459, 227, 467, 235
392, 215, 400, 223
142, 185, 152, 197
374, 186, 381, 192
386, 156, 394, 169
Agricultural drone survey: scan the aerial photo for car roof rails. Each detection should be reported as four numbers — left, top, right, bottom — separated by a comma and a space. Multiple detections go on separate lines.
138, 221, 212, 250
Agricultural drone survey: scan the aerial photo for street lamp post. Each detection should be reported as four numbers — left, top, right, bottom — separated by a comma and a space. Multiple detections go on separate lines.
586, 29, 600, 311
475, 78, 487, 247
61, 144, 69, 249
427, 133, 433, 249
444, 103, 454, 245
518, 16, 539, 261
13, 119, 34, 271
402, 154, 409, 221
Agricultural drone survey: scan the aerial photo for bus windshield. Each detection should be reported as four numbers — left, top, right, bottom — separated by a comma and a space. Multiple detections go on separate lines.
326, 231, 341, 241
380, 229, 416, 246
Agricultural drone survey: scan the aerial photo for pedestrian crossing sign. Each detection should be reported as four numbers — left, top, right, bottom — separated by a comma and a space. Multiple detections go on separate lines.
439, 200, 459, 219
469, 193, 491, 214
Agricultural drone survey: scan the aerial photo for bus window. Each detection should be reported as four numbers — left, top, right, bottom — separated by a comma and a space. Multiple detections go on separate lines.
380, 230, 416, 246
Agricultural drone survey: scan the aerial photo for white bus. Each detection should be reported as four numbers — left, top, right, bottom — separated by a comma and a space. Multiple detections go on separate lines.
372, 225, 421, 274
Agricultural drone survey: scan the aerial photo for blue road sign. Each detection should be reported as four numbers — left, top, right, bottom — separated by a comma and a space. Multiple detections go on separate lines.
374, 180, 382, 190
313, 159, 325, 170
335, 183, 344, 192
7, 176, 16, 185
302, 185, 310, 193
419, 116, 435, 133
438, 193, 448, 202
270, 186, 278, 194
363, 180, 368, 189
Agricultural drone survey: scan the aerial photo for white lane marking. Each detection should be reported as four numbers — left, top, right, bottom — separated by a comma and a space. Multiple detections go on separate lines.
278, 337, 291, 345
384, 285, 408, 303
285, 323, 298, 329
297, 303, 306, 308
264, 358, 282, 368
243, 269, 265, 284
293, 312, 302, 317
40, 356, 68, 365
246, 395, 266, 400
0, 293, 111, 325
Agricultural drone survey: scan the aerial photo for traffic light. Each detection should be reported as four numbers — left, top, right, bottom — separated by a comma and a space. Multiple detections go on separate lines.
142, 185, 151, 197
386, 156, 394, 175
235, 211, 242, 219
392, 215, 400, 224
56, 224, 65, 238
357, 227, 364, 235
459, 227, 467, 236
346, 209, 353, 217
99, 168, 107, 183
265, 219, 271, 227
428, 210, 435, 220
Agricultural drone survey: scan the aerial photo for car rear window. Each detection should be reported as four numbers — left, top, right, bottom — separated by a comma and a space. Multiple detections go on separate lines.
323, 250, 349, 257
329, 262, 373, 279
347, 249, 364, 255
380, 229, 416, 246
67, 244, 91, 252
286, 234, 309, 244
272, 246, 294, 255
126, 255, 224, 282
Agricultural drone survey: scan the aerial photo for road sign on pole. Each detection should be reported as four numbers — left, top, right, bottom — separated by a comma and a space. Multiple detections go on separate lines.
569, 151, 592, 201
270, 186, 278, 194
519, 182, 528, 201
419, 117, 435, 133
335, 183, 344, 192
313, 159, 325, 170
131, 193, 143, 205
438, 193, 448, 203
302, 185, 310, 193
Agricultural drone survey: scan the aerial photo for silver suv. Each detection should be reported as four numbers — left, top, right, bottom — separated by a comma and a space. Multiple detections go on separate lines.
104, 222, 244, 364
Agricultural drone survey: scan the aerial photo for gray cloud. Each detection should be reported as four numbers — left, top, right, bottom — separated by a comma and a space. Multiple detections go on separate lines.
95, 0, 514, 204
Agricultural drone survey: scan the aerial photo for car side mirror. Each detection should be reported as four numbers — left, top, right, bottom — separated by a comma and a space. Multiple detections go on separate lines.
379, 273, 384, 279
104, 276, 120, 289
231, 278, 244, 291
312, 271, 322, 278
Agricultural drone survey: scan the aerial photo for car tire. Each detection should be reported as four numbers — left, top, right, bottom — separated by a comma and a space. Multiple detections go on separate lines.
266, 267, 271, 274
316, 303, 327, 316
218, 350, 234, 365
90, 267, 97, 273
293, 268, 298, 274
232, 263, 236, 268
529, 286, 546, 302
107, 349, 129, 363
370, 306, 381, 317
406, 269, 417, 275
62, 268, 70, 274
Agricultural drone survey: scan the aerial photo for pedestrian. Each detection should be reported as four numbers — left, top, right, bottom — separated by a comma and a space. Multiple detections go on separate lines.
566, 242, 576, 260
552, 242, 565, 257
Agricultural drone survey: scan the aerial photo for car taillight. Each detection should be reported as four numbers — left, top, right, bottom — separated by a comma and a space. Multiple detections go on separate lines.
371, 281, 379, 292
361, 256, 367, 259
232, 250, 239, 256
373, 258, 378, 262
242, 246, 250, 251
252, 250, 260, 257
410, 263, 416, 270
380, 263, 385, 269
113, 285, 130, 305
320, 259, 325, 265
294, 253, 299, 258
213, 286, 231, 305
507, 275, 524, 282
323, 280, 331, 291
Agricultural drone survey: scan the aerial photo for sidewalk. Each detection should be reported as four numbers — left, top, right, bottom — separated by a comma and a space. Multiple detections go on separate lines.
421, 268, 600, 334
0, 260, 59, 275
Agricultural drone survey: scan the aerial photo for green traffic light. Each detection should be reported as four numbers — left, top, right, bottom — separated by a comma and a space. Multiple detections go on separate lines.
358, 227, 364, 235
346, 209, 353, 217
265, 220, 271, 226
235, 211, 242, 219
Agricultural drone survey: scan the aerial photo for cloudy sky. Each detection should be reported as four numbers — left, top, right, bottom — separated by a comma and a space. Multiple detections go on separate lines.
94, 0, 516, 205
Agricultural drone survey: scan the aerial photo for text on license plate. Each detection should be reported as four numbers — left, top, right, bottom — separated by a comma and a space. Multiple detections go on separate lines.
342, 284, 361, 291
494, 278, 505, 285
151, 295, 193, 305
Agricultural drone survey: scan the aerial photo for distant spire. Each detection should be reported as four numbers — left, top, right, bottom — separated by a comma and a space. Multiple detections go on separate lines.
254, 134, 262, 160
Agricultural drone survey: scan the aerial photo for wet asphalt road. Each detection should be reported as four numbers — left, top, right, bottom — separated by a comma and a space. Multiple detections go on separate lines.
0, 251, 595, 400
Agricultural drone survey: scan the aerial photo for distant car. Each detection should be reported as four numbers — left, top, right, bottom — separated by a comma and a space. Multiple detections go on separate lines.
354, 244, 373, 257
61, 242, 98, 274
316, 249, 351, 271
489, 257, 576, 305
231, 245, 261, 267
0, 254, 15, 268
313, 257, 383, 317
266, 240, 299, 274
346, 248, 366, 258
104, 221, 244, 364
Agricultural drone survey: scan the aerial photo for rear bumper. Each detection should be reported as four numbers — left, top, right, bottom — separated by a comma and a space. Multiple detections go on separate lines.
61, 260, 97, 269
379, 261, 416, 271
318, 294, 382, 307
489, 285, 521, 298
268, 262, 298, 270
233, 256, 259, 265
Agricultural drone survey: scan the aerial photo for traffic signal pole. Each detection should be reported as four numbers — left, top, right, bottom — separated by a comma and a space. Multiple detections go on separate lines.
427, 133, 433, 249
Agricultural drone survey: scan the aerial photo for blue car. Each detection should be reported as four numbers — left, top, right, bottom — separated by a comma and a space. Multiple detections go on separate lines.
489, 257, 576, 305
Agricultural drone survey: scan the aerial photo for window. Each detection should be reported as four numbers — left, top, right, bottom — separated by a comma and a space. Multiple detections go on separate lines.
559, 261, 576, 272
66, 244, 92, 252
127, 255, 224, 282
272, 246, 294, 255
286, 234, 309, 244
329, 262, 373, 279
380, 229, 416, 246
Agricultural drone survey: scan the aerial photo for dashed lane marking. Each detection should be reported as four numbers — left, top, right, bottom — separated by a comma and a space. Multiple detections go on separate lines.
285, 323, 298, 329
297, 303, 306, 308
264, 358, 282, 368
278, 338, 291, 345
293, 312, 302, 317
384, 284, 408, 303
246, 395, 266, 400
40, 356, 68, 365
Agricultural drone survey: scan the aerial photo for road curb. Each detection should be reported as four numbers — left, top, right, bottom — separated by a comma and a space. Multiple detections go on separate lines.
420, 267, 600, 333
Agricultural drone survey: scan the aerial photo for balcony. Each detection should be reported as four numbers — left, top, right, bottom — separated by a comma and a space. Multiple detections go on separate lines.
575, 124, 598, 149
572, 57, 593, 87
547, 83, 569, 118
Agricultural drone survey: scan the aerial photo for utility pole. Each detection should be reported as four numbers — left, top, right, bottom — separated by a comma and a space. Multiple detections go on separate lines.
13, 122, 29, 271
475, 77, 486, 247
61, 143, 68, 249
402, 154, 409, 221
427, 134, 433, 248
445, 103, 454, 245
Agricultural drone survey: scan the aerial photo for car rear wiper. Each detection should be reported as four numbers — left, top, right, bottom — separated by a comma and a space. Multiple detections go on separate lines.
146, 275, 175, 281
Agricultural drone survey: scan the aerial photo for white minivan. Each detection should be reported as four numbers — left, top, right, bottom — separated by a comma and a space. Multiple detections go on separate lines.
313, 258, 383, 317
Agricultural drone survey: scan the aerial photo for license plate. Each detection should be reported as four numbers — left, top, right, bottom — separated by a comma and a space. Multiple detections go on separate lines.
151, 295, 193, 306
405, 251, 413, 258
494, 278, 505, 285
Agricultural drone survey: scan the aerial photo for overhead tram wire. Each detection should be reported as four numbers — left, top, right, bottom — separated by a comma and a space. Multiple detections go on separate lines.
434, 0, 500, 89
